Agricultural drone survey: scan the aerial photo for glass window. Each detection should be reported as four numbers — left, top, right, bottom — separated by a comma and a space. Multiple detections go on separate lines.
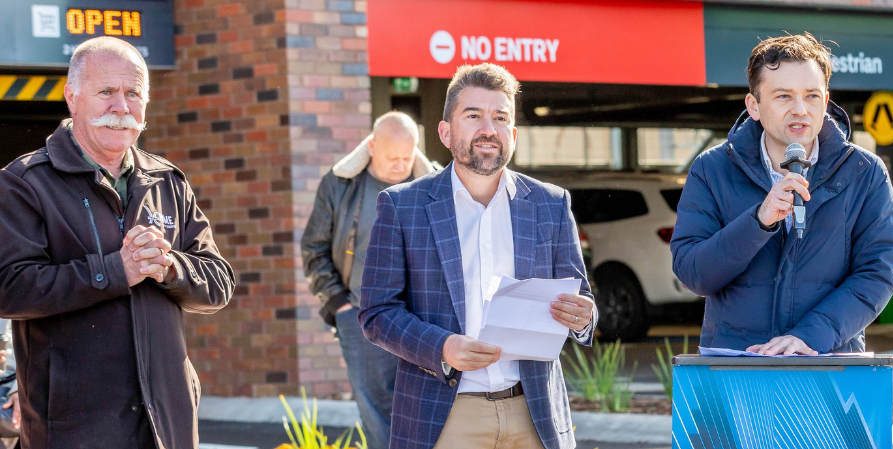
637, 128, 721, 172
514, 126, 621, 168
852, 131, 877, 153
569, 189, 648, 224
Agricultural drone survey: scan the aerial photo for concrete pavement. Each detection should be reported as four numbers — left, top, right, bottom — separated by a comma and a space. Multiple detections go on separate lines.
198, 393, 672, 446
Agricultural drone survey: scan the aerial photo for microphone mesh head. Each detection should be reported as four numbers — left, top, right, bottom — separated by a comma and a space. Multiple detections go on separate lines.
785, 143, 807, 160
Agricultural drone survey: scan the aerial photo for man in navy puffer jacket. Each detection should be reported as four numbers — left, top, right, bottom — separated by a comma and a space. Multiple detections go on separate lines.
671, 33, 893, 356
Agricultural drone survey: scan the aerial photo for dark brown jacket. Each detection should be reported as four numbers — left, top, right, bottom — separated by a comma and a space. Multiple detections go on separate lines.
0, 122, 235, 449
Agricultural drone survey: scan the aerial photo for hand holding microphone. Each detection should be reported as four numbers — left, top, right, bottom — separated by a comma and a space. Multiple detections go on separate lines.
780, 143, 812, 239
756, 143, 811, 235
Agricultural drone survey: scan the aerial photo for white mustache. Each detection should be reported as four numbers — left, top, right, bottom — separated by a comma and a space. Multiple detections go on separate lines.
89, 114, 146, 132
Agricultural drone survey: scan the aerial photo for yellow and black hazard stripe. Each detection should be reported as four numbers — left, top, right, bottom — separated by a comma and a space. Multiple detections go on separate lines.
0, 75, 66, 101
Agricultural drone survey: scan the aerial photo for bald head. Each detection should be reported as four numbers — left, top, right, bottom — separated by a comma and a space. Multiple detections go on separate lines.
368, 111, 418, 185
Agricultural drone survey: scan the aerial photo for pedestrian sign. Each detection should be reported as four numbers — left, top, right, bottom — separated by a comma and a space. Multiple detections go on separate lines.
864, 91, 893, 146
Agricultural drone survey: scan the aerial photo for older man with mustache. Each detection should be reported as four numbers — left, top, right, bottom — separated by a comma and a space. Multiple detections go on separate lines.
0, 36, 235, 449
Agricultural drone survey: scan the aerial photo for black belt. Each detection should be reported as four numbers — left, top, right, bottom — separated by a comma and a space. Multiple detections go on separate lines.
459, 383, 523, 401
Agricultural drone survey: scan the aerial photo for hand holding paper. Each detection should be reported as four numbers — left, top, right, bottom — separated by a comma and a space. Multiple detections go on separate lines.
550, 292, 594, 332
442, 334, 501, 371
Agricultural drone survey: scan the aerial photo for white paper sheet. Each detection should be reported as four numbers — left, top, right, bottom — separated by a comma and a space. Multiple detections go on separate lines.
477, 276, 582, 361
698, 346, 874, 358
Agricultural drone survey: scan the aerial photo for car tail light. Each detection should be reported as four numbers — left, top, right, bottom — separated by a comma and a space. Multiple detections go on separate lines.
657, 227, 674, 244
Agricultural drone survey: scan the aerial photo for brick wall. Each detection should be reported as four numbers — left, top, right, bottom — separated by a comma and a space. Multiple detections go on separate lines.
144, 0, 369, 397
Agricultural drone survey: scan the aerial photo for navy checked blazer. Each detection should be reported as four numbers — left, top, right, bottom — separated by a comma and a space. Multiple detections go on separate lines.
359, 164, 595, 449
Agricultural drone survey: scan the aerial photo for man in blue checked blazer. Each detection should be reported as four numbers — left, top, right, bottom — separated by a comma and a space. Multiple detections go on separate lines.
360, 63, 596, 449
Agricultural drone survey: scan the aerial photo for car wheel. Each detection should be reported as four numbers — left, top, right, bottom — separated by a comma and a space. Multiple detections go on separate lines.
593, 265, 649, 341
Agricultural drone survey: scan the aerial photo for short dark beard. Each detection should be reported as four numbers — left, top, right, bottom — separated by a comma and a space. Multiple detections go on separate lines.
454, 135, 506, 176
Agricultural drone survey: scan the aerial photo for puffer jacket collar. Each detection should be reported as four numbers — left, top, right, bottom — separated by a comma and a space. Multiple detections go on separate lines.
725, 100, 856, 194
332, 132, 437, 180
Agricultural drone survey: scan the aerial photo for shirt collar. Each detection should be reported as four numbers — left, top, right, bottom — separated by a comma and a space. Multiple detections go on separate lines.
66, 123, 135, 179
450, 163, 517, 201
759, 132, 819, 175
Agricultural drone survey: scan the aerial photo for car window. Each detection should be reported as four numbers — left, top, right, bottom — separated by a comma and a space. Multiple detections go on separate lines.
659, 188, 683, 213
569, 189, 648, 224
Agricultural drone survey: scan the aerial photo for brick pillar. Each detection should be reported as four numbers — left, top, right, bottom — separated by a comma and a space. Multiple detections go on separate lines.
144, 0, 369, 397
284, 0, 371, 398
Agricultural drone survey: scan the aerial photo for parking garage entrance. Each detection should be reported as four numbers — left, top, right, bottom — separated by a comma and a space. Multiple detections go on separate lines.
0, 76, 68, 167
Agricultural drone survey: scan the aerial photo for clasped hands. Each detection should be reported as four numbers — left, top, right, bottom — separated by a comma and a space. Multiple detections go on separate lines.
120, 225, 176, 287
442, 293, 595, 372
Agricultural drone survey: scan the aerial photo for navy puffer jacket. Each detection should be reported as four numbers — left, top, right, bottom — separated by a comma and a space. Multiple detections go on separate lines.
671, 102, 893, 353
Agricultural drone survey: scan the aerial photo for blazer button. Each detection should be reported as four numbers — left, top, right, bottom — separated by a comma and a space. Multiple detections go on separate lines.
448, 378, 458, 388
95, 273, 105, 283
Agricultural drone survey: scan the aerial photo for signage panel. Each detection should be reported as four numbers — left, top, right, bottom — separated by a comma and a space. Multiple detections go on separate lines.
864, 91, 893, 145
368, 0, 706, 85
705, 5, 893, 91
0, 0, 174, 69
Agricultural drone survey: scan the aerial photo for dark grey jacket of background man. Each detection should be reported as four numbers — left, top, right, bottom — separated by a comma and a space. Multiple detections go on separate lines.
302, 140, 436, 326
0, 122, 235, 449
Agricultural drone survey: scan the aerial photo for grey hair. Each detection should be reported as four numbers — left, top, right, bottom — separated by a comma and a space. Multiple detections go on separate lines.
373, 111, 420, 144
67, 36, 150, 100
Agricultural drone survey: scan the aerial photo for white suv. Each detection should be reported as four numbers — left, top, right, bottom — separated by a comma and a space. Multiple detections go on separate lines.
538, 171, 701, 340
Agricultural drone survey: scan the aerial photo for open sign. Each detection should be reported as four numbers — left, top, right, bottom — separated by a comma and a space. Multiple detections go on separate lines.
66, 8, 142, 37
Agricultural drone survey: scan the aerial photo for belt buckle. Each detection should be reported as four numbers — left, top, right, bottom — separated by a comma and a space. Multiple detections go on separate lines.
484, 384, 517, 401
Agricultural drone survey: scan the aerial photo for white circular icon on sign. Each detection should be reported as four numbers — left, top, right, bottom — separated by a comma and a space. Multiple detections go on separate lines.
429, 30, 455, 64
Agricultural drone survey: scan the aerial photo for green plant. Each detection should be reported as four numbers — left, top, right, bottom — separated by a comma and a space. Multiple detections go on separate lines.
278, 388, 367, 449
563, 340, 636, 412
651, 335, 689, 400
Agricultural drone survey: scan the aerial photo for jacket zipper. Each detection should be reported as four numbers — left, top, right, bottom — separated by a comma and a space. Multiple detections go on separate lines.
82, 196, 104, 255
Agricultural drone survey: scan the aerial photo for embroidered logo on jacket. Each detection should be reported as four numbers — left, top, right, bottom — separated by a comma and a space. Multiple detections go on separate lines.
144, 205, 175, 229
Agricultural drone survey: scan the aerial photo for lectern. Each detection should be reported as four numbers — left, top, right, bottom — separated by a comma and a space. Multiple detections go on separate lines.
672, 355, 893, 449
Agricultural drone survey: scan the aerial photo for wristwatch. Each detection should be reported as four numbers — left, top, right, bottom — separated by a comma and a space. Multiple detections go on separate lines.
441, 360, 456, 377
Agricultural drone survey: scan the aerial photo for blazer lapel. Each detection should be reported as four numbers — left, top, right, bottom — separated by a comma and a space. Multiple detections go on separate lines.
509, 171, 536, 280
425, 166, 467, 333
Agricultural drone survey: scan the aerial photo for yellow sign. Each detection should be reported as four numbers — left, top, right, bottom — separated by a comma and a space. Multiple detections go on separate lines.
66, 9, 142, 37
864, 91, 893, 146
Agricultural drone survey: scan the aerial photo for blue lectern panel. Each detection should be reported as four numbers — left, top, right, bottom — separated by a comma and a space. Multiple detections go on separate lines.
672, 365, 892, 449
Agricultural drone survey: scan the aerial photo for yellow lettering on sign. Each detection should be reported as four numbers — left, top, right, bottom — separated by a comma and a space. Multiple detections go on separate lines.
864, 91, 893, 146
122, 11, 142, 37
84, 10, 103, 35
66, 9, 84, 34
103, 10, 122, 36
65, 9, 142, 37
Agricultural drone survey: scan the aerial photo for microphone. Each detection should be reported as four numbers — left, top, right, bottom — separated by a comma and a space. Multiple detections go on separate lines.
780, 143, 812, 239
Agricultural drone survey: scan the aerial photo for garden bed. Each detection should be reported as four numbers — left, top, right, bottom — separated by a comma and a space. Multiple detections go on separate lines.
569, 395, 672, 415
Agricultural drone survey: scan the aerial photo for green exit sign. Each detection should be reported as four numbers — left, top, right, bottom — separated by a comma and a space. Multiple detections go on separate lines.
392, 77, 418, 94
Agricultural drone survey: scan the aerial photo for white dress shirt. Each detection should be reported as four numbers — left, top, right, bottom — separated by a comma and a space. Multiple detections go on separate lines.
451, 165, 521, 393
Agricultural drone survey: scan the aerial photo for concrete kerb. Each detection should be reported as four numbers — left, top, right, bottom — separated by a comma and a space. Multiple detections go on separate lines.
198, 396, 672, 445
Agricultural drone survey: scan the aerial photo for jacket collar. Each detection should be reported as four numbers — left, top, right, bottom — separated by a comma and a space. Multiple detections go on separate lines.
332, 133, 438, 179
726, 100, 854, 191
46, 119, 174, 176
